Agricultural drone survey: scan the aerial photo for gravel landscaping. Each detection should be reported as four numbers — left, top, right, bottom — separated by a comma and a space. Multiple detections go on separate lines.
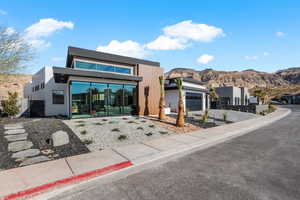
0, 118, 89, 170
63, 116, 177, 152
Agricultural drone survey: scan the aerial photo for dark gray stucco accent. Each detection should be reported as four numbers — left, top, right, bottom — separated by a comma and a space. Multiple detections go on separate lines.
53, 67, 143, 83
66, 46, 160, 68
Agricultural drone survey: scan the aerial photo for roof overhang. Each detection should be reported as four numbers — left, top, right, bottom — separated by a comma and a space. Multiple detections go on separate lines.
53, 67, 143, 83
66, 46, 160, 68
165, 86, 210, 94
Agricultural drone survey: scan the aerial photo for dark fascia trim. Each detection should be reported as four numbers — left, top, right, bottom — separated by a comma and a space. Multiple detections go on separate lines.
53, 67, 143, 83
166, 77, 205, 85
66, 46, 160, 68
165, 86, 210, 93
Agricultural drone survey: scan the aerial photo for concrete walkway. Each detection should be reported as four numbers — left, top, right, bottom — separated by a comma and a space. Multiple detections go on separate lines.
0, 107, 290, 199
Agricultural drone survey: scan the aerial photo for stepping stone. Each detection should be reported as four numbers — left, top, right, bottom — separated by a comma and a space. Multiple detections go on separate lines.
19, 156, 50, 166
4, 133, 28, 142
12, 149, 40, 159
8, 141, 33, 152
4, 129, 26, 135
4, 124, 23, 130
52, 131, 69, 147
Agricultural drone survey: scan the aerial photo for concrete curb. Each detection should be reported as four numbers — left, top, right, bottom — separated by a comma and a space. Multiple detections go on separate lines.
32, 107, 291, 200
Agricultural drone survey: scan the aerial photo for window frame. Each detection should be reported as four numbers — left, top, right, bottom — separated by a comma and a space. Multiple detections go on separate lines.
52, 90, 65, 105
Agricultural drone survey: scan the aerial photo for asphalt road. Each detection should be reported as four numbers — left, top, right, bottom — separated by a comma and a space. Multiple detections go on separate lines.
51, 106, 300, 200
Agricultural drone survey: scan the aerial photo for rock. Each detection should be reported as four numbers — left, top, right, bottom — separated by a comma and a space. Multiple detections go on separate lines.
4, 124, 23, 130
4, 133, 28, 142
52, 131, 69, 147
12, 149, 40, 159
4, 129, 26, 135
8, 141, 33, 152
19, 156, 50, 166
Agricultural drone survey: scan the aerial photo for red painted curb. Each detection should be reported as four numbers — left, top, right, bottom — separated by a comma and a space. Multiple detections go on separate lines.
2, 161, 133, 200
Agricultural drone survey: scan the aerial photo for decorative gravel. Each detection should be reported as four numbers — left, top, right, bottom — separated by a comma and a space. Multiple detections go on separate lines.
63, 116, 177, 152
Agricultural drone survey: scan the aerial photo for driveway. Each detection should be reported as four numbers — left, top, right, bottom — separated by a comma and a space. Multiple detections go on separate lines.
51, 105, 300, 200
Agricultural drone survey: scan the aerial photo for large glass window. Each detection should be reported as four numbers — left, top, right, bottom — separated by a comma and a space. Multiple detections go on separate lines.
70, 81, 137, 118
75, 61, 132, 75
71, 82, 91, 118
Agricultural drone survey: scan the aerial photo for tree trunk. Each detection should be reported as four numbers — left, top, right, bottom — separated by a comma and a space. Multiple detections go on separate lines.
158, 76, 166, 120
176, 91, 185, 127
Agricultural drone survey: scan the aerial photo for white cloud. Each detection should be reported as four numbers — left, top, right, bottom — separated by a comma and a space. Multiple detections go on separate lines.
263, 52, 270, 56
276, 31, 285, 37
27, 39, 51, 49
51, 57, 65, 62
245, 55, 259, 60
163, 20, 224, 42
96, 40, 148, 58
0, 9, 7, 15
146, 20, 224, 50
23, 18, 74, 50
25, 18, 74, 39
146, 35, 187, 50
197, 54, 214, 64
4, 27, 16, 35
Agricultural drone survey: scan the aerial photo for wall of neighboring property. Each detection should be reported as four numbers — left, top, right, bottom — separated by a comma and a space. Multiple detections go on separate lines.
165, 89, 179, 112
216, 86, 234, 105
44, 67, 69, 116
232, 87, 242, 105
137, 64, 163, 115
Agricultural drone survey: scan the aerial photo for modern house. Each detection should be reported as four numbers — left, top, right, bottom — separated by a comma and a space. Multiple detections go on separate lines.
24, 46, 163, 118
164, 78, 210, 112
215, 86, 249, 106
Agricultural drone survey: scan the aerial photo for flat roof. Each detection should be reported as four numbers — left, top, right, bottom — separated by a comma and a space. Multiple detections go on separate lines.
66, 46, 160, 68
53, 67, 143, 83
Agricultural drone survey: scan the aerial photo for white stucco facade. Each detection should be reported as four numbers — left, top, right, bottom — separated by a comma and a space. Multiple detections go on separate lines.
24, 66, 69, 116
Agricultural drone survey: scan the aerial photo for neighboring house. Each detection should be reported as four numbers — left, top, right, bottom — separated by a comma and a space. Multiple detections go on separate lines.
24, 46, 163, 118
281, 93, 300, 104
215, 86, 249, 106
164, 78, 210, 112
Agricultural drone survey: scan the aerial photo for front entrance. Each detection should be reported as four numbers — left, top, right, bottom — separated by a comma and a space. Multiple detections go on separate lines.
70, 81, 137, 118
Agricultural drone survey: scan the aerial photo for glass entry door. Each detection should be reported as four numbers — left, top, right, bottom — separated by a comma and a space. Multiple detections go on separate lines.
90, 83, 107, 117
107, 84, 123, 116
71, 81, 91, 118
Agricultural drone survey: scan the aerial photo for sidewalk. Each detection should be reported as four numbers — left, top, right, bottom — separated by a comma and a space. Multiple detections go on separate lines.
0, 107, 291, 200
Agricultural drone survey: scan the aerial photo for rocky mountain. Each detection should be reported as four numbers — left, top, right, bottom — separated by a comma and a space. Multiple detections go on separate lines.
0, 74, 32, 99
165, 67, 300, 89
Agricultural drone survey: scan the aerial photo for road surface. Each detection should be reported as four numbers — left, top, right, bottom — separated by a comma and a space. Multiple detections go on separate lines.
51, 106, 300, 200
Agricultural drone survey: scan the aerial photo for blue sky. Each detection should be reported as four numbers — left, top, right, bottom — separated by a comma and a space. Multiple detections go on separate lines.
1, 0, 300, 74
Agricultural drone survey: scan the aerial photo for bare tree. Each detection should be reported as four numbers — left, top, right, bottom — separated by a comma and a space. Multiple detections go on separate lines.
0, 25, 34, 75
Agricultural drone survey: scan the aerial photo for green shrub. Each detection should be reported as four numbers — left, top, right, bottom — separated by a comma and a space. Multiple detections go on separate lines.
202, 110, 209, 123
149, 124, 155, 128
83, 139, 93, 145
76, 124, 85, 127
145, 132, 153, 136
267, 104, 276, 113
222, 112, 227, 121
159, 131, 168, 135
118, 135, 127, 140
80, 130, 87, 135
112, 128, 120, 132
1, 92, 20, 117
137, 127, 144, 130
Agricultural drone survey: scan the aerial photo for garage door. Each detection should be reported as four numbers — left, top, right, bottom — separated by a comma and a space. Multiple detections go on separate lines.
185, 92, 202, 111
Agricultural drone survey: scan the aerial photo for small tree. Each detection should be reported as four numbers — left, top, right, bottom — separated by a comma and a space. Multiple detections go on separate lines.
210, 88, 219, 101
158, 75, 166, 120
0, 25, 34, 75
175, 78, 185, 127
1, 91, 20, 117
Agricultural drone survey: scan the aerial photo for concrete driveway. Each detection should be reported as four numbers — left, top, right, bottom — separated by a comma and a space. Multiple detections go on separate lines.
50, 105, 300, 200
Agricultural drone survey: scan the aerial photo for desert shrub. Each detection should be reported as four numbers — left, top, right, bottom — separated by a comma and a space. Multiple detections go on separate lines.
222, 112, 227, 121
118, 135, 127, 140
83, 139, 93, 145
137, 127, 144, 130
149, 124, 155, 128
267, 104, 276, 113
145, 132, 153, 136
1, 92, 20, 117
80, 130, 87, 135
76, 124, 85, 127
202, 110, 209, 123
159, 131, 168, 135
111, 128, 120, 132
